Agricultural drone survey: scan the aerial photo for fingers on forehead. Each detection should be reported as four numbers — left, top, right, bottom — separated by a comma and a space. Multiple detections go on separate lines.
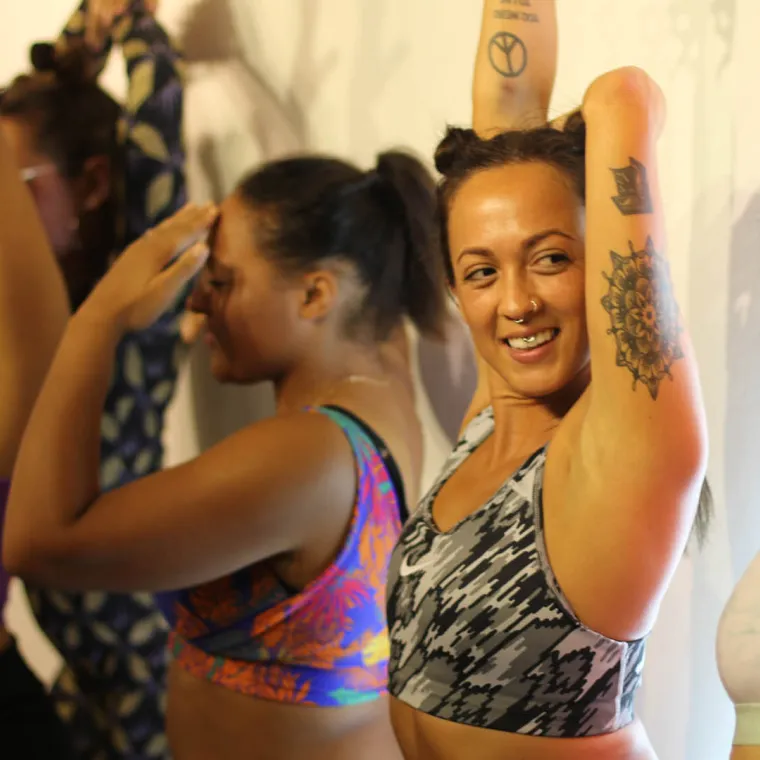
158, 204, 217, 240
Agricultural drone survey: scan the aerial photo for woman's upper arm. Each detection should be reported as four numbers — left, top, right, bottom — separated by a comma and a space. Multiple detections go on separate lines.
0, 135, 69, 475
12, 412, 355, 592
472, 0, 557, 136
572, 68, 706, 513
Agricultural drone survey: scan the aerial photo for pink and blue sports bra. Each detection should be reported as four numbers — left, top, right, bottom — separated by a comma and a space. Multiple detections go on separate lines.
158, 406, 408, 707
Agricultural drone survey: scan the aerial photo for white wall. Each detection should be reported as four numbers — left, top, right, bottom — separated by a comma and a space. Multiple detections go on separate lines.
1, 2, 758, 759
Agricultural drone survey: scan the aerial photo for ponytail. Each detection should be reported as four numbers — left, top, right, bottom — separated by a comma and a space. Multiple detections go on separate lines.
374, 150, 447, 339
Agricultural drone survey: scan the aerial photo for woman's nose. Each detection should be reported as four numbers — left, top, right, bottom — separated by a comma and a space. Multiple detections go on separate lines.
496, 273, 536, 323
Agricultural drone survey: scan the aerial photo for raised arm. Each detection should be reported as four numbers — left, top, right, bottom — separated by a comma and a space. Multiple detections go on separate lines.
459, 1, 558, 434
565, 68, 707, 629
3, 207, 355, 592
0, 131, 69, 477
472, 0, 557, 135
61, 1, 187, 241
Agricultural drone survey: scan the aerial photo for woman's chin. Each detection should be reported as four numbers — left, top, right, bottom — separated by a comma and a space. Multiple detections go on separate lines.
502, 365, 582, 401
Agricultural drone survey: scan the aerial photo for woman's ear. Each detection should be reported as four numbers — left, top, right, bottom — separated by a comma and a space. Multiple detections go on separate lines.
299, 270, 339, 322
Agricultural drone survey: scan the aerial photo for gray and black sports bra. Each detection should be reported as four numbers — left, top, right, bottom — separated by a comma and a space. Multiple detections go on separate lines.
386, 407, 647, 738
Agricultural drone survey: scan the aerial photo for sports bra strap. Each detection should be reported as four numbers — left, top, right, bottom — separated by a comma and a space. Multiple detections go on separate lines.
321, 405, 409, 523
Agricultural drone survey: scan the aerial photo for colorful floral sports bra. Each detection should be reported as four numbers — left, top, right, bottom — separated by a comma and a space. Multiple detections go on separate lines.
163, 406, 407, 707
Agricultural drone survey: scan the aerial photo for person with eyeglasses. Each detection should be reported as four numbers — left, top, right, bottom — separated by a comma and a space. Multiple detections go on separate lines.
0, 116, 74, 760
0, 0, 185, 757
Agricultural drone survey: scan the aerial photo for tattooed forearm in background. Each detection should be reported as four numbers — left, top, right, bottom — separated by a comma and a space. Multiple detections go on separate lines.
472, 0, 557, 134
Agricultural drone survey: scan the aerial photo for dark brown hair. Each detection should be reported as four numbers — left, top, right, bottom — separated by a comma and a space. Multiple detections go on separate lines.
0, 41, 122, 180
435, 112, 587, 284
238, 151, 448, 342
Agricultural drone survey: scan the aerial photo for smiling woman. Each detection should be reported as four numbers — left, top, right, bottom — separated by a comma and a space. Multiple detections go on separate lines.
385, 68, 710, 760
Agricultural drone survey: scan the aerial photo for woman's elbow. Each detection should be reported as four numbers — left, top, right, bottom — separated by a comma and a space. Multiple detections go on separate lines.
2, 533, 59, 587
3, 534, 35, 581
583, 66, 666, 135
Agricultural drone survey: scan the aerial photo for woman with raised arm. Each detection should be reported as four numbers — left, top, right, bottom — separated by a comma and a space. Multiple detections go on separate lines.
0, 1, 186, 755
385, 62, 710, 760
4, 145, 447, 760
0, 127, 73, 756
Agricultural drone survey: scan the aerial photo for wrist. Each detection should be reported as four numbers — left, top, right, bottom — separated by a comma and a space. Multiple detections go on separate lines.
71, 304, 125, 346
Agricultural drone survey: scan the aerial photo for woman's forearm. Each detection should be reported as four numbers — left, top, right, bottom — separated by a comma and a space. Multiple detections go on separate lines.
4, 313, 119, 565
473, 0, 557, 135
581, 69, 705, 479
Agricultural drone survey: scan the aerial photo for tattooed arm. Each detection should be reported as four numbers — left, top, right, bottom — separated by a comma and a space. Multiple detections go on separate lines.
472, 0, 557, 135
560, 68, 707, 635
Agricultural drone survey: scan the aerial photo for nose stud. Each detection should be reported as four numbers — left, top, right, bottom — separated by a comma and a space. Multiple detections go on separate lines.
511, 298, 538, 324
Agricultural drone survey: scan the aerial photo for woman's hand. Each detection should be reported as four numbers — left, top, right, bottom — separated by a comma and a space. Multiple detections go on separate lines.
82, 203, 217, 334
85, 0, 159, 49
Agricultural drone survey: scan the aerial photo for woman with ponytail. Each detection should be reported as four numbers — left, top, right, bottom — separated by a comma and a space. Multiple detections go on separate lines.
0, 1, 186, 756
4, 147, 447, 759
385, 3, 710, 759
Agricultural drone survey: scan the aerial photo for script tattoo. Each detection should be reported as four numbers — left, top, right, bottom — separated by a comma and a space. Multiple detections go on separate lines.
488, 32, 528, 77
601, 237, 684, 400
493, 1, 538, 24
610, 157, 653, 215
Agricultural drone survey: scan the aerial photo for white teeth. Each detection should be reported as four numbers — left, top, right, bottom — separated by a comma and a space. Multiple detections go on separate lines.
506, 329, 556, 350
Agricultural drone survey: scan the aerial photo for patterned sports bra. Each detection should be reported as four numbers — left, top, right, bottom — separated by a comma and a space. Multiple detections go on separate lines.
386, 407, 647, 737
162, 406, 407, 707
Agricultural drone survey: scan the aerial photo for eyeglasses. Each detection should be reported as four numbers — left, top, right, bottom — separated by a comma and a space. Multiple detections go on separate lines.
20, 165, 56, 183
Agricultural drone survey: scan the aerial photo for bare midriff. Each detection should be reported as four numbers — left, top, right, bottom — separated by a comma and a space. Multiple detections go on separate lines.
166, 661, 403, 760
390, 697, 657, 760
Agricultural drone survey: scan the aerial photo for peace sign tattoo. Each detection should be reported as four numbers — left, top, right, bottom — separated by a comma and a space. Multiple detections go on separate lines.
488, 32, 528, 78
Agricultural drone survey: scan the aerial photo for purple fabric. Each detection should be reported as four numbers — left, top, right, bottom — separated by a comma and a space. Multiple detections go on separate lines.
0, 479, 10, 613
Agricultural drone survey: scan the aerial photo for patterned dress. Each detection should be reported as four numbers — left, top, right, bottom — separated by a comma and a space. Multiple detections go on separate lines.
24, 4, 186, 758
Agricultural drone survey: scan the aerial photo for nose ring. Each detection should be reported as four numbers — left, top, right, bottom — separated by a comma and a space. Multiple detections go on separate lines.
511, 298, 538, 324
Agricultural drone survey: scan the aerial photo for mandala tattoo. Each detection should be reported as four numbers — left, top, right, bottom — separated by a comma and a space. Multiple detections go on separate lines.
601, 237, 684, 400
610, 157, 653, 215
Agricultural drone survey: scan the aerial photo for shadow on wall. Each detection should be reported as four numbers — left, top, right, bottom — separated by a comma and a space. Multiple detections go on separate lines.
725, 190, 760, 580
416, 315, 477, 444
172, 0, 338, 450
346, 0, 477, 446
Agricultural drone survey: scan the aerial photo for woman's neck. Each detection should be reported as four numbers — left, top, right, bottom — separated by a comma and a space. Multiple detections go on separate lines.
487, 367, 590, 463
274, 341, 387, 414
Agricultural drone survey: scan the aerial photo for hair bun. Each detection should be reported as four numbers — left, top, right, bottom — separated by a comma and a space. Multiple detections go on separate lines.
30, 40, 95, 87
434, 127, 478, 176
560, 110, 587, 149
